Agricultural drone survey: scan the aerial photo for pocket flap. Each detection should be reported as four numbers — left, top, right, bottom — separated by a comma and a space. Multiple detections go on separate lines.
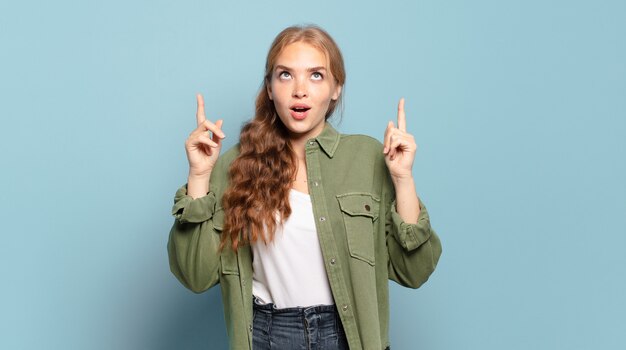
336, 193, 379, 220
220, 248, 239, 275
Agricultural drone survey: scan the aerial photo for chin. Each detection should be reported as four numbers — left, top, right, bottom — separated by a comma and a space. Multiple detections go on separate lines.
285, 123, 312, 135
277, 111, 325, 138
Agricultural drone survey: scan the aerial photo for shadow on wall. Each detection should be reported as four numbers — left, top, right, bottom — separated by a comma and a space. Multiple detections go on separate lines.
154, 287, 228, 350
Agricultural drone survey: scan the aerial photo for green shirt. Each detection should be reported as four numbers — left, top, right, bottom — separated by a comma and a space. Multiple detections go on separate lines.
168, 123, 442, 349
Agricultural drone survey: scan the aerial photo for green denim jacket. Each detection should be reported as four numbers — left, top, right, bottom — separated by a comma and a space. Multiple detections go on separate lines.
168, 124, 442, 349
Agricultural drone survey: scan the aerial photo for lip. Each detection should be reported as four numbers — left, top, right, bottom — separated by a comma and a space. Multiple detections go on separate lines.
290, 103, 311, 110
289, 103, 311, 120
290, 108, 309, 120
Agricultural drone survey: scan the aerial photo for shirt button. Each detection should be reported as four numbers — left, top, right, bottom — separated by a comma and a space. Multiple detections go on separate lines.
249, 324, 252, 332
364, 204, 371, 211
313, 181, 319, 187
319, 216, 326, 222
330, 258, 336, 265
342, 304, 349, 311
309, 141, 315, 145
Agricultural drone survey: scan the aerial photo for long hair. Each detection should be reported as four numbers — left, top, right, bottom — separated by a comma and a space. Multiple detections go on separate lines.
220, 25, 346, 251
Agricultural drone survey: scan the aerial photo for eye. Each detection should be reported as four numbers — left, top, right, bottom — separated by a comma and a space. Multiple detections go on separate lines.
311, 72, 323, 80
279, 71, 291, 80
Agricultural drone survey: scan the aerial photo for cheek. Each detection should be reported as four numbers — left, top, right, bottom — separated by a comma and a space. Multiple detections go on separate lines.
316, 84, 335, 101
270, 83, 290, 105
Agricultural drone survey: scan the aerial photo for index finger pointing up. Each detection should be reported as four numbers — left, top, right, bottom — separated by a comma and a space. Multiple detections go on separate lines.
196, 93, 206, 126
397, 97, 406, 132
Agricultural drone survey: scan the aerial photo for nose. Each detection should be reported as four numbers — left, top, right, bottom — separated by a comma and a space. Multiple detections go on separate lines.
292, 79, 307, 98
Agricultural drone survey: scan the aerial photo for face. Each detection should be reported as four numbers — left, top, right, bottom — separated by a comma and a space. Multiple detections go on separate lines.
267, 41, 342, 143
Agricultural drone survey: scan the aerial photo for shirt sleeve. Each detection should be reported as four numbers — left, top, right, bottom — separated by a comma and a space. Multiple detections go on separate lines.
167, 184, 223, 293
386, 196, 443, 289
171, 184, 217, 223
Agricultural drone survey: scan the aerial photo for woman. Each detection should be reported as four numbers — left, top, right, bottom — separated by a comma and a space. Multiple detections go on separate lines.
168, 25, 442, 350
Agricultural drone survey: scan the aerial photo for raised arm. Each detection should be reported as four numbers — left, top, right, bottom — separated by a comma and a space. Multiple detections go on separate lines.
383, 98, 442, 288
167, 94, 228, 293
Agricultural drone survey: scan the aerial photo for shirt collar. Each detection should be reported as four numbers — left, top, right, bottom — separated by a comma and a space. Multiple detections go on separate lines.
311, 123, 340, 158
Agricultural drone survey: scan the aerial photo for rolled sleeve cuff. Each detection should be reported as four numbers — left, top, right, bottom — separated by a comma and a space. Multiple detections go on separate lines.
171, 184, 217, 223
390, 198, 432, 251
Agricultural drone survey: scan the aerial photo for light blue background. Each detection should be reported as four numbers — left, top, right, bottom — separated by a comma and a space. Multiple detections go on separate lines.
1, 0, 624, 349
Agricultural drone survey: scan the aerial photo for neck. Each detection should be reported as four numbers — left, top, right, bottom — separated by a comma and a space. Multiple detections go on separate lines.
287, 122, 326, 162
290, 137, 307, 162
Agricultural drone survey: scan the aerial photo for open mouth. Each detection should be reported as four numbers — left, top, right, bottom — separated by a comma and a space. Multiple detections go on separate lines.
290, 106, 311, 113
290, 104, 311, 120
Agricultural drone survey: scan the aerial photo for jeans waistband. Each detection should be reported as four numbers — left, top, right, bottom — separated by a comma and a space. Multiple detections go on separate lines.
253, 296, 337, 315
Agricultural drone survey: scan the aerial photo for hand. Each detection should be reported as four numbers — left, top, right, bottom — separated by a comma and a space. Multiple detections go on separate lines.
185, 94, 226, 178
383, 98, 417, 179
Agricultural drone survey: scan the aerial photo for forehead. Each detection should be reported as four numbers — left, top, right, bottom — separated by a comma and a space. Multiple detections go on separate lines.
274, 41, 329, 69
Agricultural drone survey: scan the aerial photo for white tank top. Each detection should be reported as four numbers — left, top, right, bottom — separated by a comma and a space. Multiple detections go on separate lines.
251, 189, 334, 308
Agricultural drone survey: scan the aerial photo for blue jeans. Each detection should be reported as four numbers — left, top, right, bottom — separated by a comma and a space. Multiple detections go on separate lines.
252, 297, 349, 350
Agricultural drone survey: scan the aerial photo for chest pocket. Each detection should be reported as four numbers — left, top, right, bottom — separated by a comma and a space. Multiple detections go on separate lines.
213, 207, 240, 276
336, 193, 380, 266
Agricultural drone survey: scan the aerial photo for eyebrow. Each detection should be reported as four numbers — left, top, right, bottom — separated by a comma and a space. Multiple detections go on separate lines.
275, 65, 327, 72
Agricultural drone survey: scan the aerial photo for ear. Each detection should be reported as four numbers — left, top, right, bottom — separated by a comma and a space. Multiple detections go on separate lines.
331, 84, 342, 101
266, 82, 273, 101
